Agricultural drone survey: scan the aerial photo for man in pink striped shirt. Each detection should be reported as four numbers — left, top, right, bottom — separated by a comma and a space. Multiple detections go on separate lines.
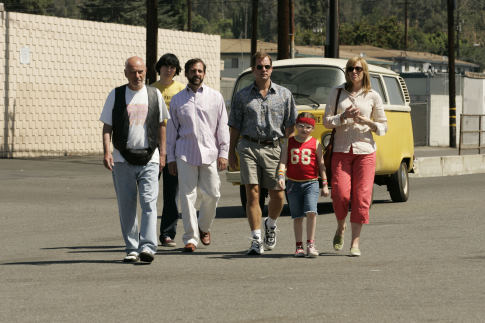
166, 58, 229, 252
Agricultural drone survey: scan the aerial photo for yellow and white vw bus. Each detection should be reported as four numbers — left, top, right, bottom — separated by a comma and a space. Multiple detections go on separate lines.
227, 57, 414, 204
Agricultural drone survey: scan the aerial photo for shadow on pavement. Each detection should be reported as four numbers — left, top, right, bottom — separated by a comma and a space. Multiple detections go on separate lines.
216, 206, 245, 218
17, 155, 103, 165
1, 259, 123, 265
41, 245, 125, 254
1, 248, 353, 265
1, 245, 127, 265
372, 199, 392, 205
157, 249, 295, 259
41, 245, 124, 250
216, 202, 336, 218
317, 202, 334, 214
156, 249, 351, 259
319, 252, 353, 257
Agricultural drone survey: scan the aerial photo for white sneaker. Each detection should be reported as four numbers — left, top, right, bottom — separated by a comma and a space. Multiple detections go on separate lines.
263, 218, 277, 250
247, 237, 264, 255
123, 251, 139, 263
306, 244, 319, 258
139, 249, 155, 263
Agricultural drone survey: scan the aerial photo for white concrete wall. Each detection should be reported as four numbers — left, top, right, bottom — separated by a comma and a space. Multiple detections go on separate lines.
405, 75, 468, 147
1, 11, 220, 157
461, 77, 485, 147
463, 77, 485, 114
0, 9, 7, 154
412, 154, 485, 177
428, 94, 462, 146
424, 75, 463, 147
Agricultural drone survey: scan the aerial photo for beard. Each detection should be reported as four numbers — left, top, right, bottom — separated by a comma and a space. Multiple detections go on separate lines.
188, 75, 203, 86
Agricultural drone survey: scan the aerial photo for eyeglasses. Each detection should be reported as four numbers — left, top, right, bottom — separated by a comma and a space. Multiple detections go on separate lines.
347, 66, 363, 73
256, 64, 272, 70
296, 123, 314, 130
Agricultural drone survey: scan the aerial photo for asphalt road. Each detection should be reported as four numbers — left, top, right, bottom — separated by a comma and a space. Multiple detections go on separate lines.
0, 157, 484, 322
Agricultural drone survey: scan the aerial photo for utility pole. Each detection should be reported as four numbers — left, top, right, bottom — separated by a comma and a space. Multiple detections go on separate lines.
447, 0, 456, 148
251, 0, 258, 58
146, 0, 158, 84
187, 0, 192, 31
289, 0, 295, 58
277, 0, 289, 60
404, 0, 408, 51
244, 2, 248, 39
325, 0, 339, 58
456, 2, 461, 58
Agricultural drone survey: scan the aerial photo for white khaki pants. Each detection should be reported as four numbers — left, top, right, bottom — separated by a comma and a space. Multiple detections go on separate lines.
176, 158, 221, 246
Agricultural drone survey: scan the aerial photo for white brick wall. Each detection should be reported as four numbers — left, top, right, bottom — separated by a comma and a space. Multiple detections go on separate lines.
0, 10, 6, 157
0, 12, 220, 157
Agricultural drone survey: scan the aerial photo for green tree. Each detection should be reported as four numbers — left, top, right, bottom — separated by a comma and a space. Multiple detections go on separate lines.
295, 27, 324, 46
191, 14, 208, 33
158, 0, 186, 30
2, 0, 54, 15
375, 16, 403, 48
231, 9, 246, 38
79, 0, 145, 25
3, 0, 483, 69
258, 0, 277, 42
295, 0, 326, 30
51, 0, 82, 18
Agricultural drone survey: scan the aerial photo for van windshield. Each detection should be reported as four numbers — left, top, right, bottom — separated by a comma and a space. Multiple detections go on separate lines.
233, 66, 346, 106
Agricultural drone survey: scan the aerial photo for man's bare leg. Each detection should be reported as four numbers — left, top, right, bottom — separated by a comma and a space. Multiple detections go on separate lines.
245, 184, 262, 230
268, 189, 285, 220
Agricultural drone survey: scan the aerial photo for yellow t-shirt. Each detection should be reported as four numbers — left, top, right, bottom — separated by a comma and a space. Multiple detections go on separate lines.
151, 80, 185, 109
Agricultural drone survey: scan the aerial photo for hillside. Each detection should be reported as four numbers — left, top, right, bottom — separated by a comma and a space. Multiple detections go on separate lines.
3, 0, 484, 69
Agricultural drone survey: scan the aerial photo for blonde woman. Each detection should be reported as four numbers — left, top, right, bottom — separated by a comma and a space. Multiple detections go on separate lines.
323, 57, 388, 256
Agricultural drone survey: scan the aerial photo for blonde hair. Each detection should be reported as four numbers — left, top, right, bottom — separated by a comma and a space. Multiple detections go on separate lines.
344, 56, 371, 94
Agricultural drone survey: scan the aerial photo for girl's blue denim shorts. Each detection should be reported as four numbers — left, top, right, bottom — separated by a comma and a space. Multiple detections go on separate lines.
286, 180, 319, 219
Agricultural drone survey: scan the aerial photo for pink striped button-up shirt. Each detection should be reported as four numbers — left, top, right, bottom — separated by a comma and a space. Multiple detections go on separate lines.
167, 84, 229, 166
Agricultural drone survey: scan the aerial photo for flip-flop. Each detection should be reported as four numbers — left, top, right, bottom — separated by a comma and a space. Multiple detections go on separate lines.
333, 232, 344, 251
350, 247, 361, 257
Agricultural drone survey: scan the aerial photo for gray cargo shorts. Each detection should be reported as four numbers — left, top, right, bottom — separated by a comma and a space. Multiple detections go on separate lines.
236, 137, 282, 190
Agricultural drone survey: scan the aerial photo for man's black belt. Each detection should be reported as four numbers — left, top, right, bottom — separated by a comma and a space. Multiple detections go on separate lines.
242, 135, 277, 146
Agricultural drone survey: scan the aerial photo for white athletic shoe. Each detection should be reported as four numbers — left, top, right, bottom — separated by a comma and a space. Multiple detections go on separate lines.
247, 237, 264, 255
306, 244, 319, 258
263, 218, 277, 250
123, 251, 139, 263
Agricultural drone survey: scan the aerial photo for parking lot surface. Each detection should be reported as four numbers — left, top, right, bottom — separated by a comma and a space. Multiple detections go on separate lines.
1, 157, 484, 322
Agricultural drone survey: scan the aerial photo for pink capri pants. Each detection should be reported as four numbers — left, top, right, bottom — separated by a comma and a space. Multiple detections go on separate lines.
331, 150, 376, 224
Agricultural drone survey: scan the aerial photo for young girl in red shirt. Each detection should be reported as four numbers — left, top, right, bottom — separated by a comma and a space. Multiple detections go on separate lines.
277, 112, 330, 257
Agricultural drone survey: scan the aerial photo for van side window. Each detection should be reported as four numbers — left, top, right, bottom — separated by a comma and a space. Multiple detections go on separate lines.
383, 76, 405, 105
370, 75, 387, 103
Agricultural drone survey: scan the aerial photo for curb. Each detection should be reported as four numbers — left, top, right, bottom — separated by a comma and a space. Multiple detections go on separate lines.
411, 154, 485, 177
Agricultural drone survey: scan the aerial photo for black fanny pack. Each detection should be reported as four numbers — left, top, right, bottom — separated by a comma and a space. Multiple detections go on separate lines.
120, 148, 155, 166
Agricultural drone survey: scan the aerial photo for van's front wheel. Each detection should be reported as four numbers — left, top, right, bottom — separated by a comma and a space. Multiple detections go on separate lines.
388, 161, 409, 202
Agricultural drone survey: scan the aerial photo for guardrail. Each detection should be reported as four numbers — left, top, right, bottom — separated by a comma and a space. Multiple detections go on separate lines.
459, 114, 485, 155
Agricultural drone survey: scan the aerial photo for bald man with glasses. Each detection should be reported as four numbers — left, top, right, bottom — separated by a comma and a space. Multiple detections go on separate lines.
228, 52, 297, 255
